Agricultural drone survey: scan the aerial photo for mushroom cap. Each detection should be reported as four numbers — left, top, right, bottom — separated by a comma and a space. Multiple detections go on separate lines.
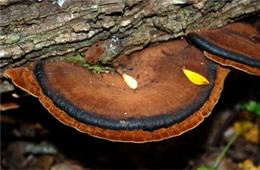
4, 39, 229, 143
187, 22, 260, 76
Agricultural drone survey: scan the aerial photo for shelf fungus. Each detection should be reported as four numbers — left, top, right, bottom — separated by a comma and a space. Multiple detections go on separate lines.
4, 39, 229, 143
187, 21, 260, 76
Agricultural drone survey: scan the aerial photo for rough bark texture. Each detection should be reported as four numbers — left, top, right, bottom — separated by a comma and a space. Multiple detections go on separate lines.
0, 0, 260, 92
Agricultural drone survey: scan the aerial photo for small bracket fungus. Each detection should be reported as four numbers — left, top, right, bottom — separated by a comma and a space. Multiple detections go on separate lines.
4, 39, 229, 143
85, 35, 124, 65
187, 21, 260, 76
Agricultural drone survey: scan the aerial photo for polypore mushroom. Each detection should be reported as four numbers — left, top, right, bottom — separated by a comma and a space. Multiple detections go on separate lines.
85, 35, 124, 65
4, 39, 229, 143
187, 21, 260, 76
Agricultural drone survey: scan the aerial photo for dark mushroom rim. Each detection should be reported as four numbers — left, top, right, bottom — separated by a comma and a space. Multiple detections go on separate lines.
187, 33, 260, 68
34, 62, 216, 132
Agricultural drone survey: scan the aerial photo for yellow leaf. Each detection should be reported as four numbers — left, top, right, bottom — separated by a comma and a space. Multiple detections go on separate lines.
233, 121, 259, 144
122, 73, 138, 89
239, 160, 260, 170
183, 68, 209, 85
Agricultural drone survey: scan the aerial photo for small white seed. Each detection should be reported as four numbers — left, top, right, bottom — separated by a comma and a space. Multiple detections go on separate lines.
122, 73, 138, 89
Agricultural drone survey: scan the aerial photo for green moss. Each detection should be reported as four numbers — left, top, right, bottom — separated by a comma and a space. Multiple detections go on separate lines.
64, 54, 112, 73
84, 64, 112, 73
64, 53, 86, 64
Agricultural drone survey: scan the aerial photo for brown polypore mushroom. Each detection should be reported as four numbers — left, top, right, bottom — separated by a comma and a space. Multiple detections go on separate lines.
4, 39, 229, 143
187, 21, 260, 76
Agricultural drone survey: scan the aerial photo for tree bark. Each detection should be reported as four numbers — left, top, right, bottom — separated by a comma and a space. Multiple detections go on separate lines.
0, 0, 259, 92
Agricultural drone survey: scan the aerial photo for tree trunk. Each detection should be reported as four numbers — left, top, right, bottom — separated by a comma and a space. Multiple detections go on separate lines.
0, 0, 259, 92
